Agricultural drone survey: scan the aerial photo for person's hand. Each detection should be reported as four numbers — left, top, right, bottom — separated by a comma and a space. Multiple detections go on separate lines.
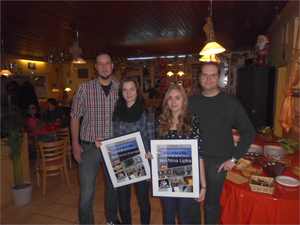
145, 151, 153, 159
194, 187, 206, 202
73, 143, 83, 163
218, 159, 236, 172
95, 138, 104, 148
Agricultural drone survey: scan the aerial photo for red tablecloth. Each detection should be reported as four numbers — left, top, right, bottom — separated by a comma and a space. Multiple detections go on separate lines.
44, 123, 61, 132
220, 136, 300, 224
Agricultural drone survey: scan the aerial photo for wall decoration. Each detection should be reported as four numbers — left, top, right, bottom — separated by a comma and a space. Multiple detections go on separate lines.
143, 67, 150, 77
143, 79, 151, 93
154, 77, 161, 83
28, 62, 36, 69
78, 69, 88, 78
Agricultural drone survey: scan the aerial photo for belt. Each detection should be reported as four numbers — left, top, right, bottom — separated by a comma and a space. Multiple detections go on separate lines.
81, 140, 95, 145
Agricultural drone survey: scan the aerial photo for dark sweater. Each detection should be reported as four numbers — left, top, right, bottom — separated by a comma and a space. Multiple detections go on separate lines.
188, 91, 256, 163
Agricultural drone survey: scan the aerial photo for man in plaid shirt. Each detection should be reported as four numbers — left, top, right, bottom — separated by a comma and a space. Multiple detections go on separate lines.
71, 52, 121, 225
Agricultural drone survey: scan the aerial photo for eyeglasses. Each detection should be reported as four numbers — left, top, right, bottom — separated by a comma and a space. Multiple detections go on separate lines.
200, 73, 219, 79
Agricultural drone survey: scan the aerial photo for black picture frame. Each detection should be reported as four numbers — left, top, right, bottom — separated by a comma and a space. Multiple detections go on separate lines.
78, 69, 88, 78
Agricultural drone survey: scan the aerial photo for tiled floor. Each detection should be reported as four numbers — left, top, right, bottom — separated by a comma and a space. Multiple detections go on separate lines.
1, 158, 166, 224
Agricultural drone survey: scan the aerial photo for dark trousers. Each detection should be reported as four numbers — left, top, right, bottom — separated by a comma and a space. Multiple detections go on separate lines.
78, 142, 119, 224
204, 161, 227, 225
117, 181, 151, 224
191, 200, 202, 224
161, 197, 194, 224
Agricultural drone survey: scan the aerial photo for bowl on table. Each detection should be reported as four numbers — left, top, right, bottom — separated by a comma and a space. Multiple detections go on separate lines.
242, 165, 263, 178
259, 160, 287, 178
243, 152, 262, 164
248, 144, 263, 154
234, 158, 252, 170
263, 145, 285, 157
267, 155, 291, 166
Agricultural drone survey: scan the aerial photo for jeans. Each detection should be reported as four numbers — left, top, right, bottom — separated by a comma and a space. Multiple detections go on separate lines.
117, 181, 151, 224
204, 160, 228, 225
78, 142, 118, 224
161, 197, 194, 224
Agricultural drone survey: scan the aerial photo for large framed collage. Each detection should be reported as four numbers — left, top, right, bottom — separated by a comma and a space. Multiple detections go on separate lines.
100, 131, 151, 188
150, 139, 200, 198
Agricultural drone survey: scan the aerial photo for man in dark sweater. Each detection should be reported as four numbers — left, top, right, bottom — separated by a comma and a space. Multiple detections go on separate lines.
43, 98, 65, 121
188, 62, 256, 224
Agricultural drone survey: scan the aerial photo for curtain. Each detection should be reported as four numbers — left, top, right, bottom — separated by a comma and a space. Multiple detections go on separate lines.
278, 27, 300, 133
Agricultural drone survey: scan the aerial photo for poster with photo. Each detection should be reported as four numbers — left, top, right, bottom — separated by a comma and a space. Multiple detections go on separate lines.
100, 131, 151, 188
150, 139, 200, 198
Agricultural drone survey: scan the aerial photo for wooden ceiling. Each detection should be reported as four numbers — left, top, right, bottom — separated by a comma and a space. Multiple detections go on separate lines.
1, 1, 288, 61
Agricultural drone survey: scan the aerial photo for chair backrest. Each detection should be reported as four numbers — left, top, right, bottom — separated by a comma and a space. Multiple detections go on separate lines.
52, 127, 71, 147
38, 138, 67, 169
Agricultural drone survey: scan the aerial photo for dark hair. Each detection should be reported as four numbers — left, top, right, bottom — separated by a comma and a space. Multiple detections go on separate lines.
113, 76, 149, 122
47, 98, 57, 106
95, 51, 113, 62
154, 84, 159, 88
200, 62, 221, 75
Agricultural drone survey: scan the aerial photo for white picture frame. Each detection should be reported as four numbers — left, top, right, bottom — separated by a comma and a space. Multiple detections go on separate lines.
100, 131, 151, 188
150, 139, 200, 198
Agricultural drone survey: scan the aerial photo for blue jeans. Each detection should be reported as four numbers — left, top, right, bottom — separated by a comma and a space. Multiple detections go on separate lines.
204, 160, 227, 225
161, 197, 194, 224
117, 181, 151, 224
78, 142, 118, 224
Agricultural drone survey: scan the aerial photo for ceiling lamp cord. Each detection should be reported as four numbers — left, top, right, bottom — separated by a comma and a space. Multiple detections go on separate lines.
199, 0, 225, 59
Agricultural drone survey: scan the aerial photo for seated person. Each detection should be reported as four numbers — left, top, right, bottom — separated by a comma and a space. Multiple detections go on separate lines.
149, 84, 160, 99
43, 98, 65, 121
27, 104, 56, 142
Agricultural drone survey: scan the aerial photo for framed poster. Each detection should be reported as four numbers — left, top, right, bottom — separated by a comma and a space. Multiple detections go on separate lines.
78, 69, 88, 78
150, 139, 200, 198
143, 79, 151, 93
100, 131, 151, 188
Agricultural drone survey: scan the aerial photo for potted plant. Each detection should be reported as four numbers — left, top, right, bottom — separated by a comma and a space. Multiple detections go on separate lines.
1, 95, 33, 206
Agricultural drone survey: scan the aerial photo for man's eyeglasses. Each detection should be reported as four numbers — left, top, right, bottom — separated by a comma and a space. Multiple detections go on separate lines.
200, 73, 219, 79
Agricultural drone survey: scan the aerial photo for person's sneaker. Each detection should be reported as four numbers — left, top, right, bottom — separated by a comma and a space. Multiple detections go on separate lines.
107, 219, 121, 225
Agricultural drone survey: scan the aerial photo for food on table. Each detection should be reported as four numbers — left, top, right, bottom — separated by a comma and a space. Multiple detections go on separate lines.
277, 138, 299, 155
260, 160, 287, 178
242, 166, 262, 178
243, 152, 262, 163
267, 155, 291, 166
251, 179, 272, 187
234, 158, 252, 170
292, 166, 300, 177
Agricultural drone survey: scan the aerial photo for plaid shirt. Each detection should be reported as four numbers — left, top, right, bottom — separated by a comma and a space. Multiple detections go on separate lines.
113, 110, 155, 152
70, 77, 119, 142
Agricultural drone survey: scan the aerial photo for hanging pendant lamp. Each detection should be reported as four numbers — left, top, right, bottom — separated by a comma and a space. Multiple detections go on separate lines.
199, 0, 225, 56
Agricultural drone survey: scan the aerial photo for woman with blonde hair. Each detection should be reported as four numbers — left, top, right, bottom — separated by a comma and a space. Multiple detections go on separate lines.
146, 84, 206, 224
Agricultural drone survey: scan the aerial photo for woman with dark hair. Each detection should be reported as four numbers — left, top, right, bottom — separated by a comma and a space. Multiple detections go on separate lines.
146, 84, 206, 224
96, 76, 154, 225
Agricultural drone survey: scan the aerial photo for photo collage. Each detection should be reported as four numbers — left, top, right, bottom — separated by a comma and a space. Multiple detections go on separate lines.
156, 145, 194, 193
105, 138, 147, 183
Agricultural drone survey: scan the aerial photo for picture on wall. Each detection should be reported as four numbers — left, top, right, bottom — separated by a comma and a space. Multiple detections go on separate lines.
28, 62, 36, 69
143, 79, 152, 93
78, 69, 88, 78
143, 67, 150, 77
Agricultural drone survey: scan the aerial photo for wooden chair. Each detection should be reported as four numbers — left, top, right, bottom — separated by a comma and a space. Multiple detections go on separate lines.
36, 138, 70, 196
27, 127, 40, 159
52, 127, 73, 168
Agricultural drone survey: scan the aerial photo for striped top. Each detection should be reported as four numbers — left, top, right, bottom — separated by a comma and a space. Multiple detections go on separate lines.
70, 77, 119, 142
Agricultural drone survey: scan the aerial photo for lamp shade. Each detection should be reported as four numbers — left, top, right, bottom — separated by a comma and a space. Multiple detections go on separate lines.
64, 87, 72, 92
167, 71, 174, 76
72, 57, 86, 64
0, 70, 12, 76
177, 71, 185, 76
51, 88, 60, 92
199, 42, 226, 55
199, 54, 220, 63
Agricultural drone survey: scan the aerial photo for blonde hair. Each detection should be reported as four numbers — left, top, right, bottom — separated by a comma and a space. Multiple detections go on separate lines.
157, 84, 193, 137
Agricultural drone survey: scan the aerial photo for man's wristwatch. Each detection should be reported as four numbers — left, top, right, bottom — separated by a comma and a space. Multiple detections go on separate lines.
230, 156, 238, 163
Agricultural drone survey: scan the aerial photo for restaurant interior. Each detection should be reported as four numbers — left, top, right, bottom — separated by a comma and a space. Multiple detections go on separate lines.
1, 1, 299, 224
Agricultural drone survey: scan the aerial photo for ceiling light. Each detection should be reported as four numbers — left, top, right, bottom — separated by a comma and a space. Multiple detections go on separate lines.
64, 87, 72, 92
72, 57, 86, 64
199, 54, 220, 63
0, 70, 12, 76
167, 71, 174, 76
52, 88, 60, 92
177, 71, 185, 76
70, 28, 86, 65
199, 0, 225, 56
